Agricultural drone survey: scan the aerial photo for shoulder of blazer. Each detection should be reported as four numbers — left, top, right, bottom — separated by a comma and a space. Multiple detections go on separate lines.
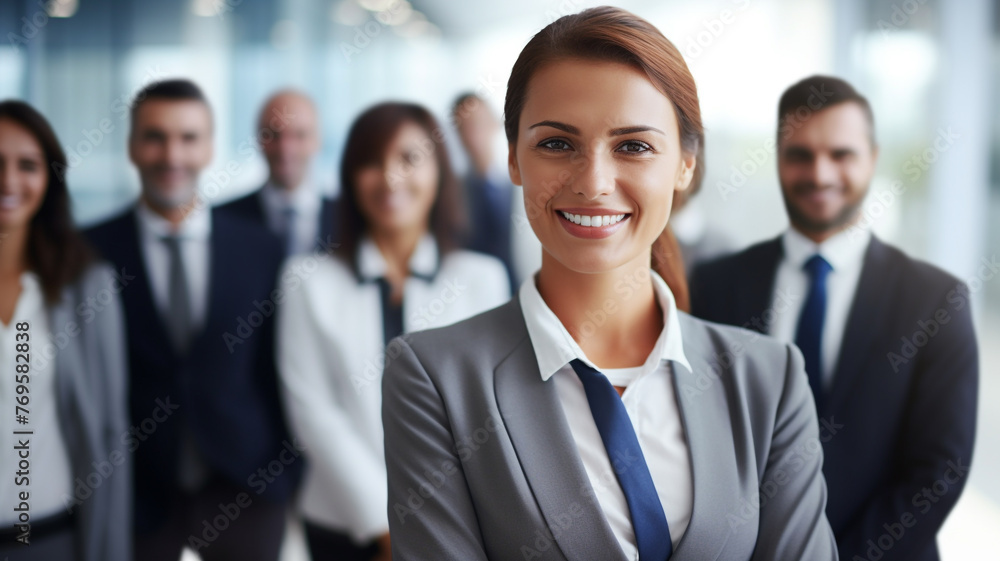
399, 296, 528, 372
692, 236, 783, 283
216, 190, 264, 219
83, 208, 137, 255
677, 310, 794, 401
866, 235, 966, 295
211, 206, 282, 263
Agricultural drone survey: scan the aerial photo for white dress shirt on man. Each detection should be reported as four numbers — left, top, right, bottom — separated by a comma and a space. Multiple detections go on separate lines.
519, 270, 694, 559
259, 180, 322, 255
0, 272, 73, 524
768, 227, 871, 389
135, 201, 212, 332
276, 234, 509, 543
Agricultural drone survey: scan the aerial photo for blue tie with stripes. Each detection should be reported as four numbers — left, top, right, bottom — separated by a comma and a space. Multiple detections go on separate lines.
570, 359, 672, 560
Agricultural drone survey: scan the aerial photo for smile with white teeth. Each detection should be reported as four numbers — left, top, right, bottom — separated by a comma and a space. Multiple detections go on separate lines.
559, 211, 627, 227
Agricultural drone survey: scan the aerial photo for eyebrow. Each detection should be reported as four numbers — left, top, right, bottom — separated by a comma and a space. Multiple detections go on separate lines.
528, 120, 664, 136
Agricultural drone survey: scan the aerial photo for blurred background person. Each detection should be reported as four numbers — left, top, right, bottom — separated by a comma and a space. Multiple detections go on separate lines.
218, 90, 339, 257
276, 101, 509, 561
0, 100, 130, 561
85, 79, 301, 561
452, 92, 540, 292
691, 76, 978, 561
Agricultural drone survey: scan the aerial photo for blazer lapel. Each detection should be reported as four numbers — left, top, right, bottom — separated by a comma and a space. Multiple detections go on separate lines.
825, 236, 894, 415
119, 211, 178, 364
495, 334, 625, 561
669, 313, 740, 561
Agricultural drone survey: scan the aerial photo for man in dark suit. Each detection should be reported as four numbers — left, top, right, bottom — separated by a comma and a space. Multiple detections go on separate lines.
86, 79, 302, 561
217, 89, 337, 257
691, 76, 978, 561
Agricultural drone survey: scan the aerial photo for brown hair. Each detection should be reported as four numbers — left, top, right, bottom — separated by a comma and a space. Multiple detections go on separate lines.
0, 100, 94, 304
337, 102, 466, 269
778, 75, 875, 147
503, 5, 705, 193
130, 78, 211, 136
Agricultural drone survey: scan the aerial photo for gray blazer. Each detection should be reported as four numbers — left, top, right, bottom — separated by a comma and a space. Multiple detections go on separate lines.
382, 297, 837, 560
50, 262, 131, 561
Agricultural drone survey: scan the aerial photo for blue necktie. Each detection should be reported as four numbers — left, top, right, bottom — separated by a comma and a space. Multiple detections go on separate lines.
794, 254, 833, 410
570, 359, 672, 561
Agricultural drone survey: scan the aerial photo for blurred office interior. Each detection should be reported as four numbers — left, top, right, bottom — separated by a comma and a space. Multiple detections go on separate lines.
1, 0, 998, 558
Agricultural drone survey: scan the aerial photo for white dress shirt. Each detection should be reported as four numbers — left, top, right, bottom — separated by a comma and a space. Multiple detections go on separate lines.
135, 202, 212, 333
519, 270, 694, 558
0, 272, 73, 524
259, 180, 323, 255
769, 227, 871, 389
276, 234, 509, 542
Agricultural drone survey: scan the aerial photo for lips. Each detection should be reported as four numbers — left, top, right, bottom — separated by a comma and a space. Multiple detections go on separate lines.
559, 211, 627, 227
555, 208, 631, 239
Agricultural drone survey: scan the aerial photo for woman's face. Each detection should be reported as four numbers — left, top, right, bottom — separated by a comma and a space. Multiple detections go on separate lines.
0, 118, 48, 234
354, 121, 439, 238
510, 58, 696, 274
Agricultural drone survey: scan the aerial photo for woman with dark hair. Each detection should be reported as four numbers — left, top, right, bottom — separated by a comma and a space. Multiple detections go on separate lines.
382, 7, 837, 560
0, 100, 130, 561
276, 102, 509, 561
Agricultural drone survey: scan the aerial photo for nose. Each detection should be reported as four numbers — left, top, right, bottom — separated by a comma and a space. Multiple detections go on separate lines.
810, 154, 839, 188
571, 150, 616, 200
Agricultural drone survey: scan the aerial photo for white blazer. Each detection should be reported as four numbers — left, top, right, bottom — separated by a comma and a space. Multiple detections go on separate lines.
276, 234, 510, 543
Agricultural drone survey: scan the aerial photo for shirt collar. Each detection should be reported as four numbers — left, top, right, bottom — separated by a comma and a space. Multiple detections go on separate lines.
356, 233, 439, 282
519, 269, 691, 382
782, 226, 871, 272
135, 199, 212, 241
260, 179, 321, 215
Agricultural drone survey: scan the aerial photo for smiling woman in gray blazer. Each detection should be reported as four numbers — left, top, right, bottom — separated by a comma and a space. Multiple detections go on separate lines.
0, 101, 129, 561
382, 7, 838, 561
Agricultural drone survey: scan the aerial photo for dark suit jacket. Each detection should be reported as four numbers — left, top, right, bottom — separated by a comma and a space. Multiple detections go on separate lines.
216, 188, 339, 253
85, 207, 303, 533
690, 234, 978, 561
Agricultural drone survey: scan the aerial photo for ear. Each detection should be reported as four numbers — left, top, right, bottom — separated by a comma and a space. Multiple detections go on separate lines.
127, 133, 138, 167
507, 143, 522, 186
675, 151, 696, 191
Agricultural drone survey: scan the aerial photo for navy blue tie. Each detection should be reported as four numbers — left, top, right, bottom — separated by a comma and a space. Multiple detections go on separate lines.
570, 359, 672, 560
794, 254, 833, 411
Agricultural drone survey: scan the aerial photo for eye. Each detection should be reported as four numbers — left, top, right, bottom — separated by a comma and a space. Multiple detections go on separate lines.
18, 159, 39, 172
616, 140, 652, 154
538, 138, 572, 152
402, 149, 422, 165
